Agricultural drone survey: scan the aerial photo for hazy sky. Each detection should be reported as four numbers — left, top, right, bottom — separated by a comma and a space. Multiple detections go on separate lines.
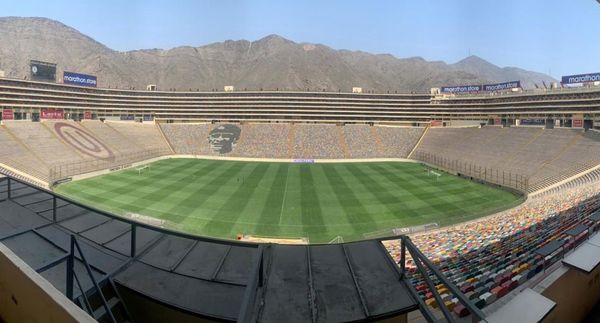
2, 0, 600, 78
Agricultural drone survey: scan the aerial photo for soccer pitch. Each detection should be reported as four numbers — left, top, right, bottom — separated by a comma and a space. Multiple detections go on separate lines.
55, 158, 523, 243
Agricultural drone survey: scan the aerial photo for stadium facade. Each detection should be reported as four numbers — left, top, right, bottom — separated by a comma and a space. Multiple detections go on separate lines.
0, 77, 599, 126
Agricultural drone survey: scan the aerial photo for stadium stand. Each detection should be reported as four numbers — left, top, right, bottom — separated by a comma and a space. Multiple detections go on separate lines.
413, 127, 600, 192
80, 120, 145, 154
376, 126, 425, 158
0, 125, 47, 183
230, 123, 291, 158
342, 124, 379, 158
1, 119, 599, 194
385, 182, 600, 313
535, 168, 600, 197
292, 124, 345, 159
103, 121, 171, 152
159, 123, 214, 155
158, 123, 425, 160
3, 121, 85, 165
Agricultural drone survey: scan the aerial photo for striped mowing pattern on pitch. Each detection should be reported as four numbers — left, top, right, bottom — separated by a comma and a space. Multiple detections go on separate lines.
56, 159, 521, 243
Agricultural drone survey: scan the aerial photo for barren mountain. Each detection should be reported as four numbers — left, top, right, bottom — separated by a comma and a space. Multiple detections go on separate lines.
0, 17, 556, 92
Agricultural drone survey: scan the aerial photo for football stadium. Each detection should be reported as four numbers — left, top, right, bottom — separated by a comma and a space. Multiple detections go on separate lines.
1, 3, 600, 323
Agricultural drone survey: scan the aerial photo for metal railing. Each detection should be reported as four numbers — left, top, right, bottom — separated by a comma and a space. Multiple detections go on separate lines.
414, 151, 529, 193
237, 245, 266, 323
66, 234, 117, 323
49, 147, 171, 185
392, 235, 488, 323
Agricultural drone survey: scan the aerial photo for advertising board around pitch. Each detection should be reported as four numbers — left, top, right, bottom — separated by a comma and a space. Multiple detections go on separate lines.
63, 71, 97, 87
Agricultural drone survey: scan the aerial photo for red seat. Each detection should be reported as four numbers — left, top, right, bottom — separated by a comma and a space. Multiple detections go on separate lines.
460, 285, 474, 293
453, 304, 470, 318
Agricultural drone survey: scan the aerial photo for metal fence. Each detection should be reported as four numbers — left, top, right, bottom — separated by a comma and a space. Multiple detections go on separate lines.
413, 151, 529, 193
48, 148, 172, 185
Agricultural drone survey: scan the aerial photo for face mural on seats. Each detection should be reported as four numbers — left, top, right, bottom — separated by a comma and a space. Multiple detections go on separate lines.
208, 124, 241, 154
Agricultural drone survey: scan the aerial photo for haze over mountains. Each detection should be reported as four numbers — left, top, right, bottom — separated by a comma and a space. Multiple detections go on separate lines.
0, 17, 556, 92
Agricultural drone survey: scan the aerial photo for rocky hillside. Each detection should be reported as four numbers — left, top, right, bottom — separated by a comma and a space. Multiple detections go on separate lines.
0, 17, 556, 92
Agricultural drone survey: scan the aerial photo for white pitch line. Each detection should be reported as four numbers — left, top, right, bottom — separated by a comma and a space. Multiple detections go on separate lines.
278, 166, 291, 225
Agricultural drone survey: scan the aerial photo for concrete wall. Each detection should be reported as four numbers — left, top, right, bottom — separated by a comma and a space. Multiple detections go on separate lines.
0, 243, 94, 323
541, 264, 600, 323
117, 285, 214, 323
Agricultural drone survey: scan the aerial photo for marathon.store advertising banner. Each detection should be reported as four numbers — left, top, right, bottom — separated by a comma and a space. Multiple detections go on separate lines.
561, 72, 600, 85
41, 108, 64, 120
2, 109, 13, 120
63, 71, 97, 87
441, 81, 520, 94
440, 84, 481, 94
482, 81, 521, 92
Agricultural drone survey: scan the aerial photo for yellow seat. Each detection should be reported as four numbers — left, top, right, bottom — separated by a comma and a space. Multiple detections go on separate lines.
426, 298, 437, 308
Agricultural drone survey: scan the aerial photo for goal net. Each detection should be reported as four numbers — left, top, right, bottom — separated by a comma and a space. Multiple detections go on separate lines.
136, 165, 150, 175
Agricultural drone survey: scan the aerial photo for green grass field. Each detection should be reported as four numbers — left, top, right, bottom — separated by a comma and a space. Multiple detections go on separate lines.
55, 158, 523, 243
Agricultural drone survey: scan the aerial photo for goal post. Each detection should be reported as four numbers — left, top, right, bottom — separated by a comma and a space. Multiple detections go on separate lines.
136, 165, 150, 175
427, 169, 442, 180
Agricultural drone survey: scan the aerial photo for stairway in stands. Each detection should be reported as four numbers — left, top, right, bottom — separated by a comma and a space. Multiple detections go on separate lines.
156, 123, 176, 154
370, 126, 384, 156
407, 126, 429, 159
75, 278, 132, 323
288, 124, 295, 158
337, 126, 350, 158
